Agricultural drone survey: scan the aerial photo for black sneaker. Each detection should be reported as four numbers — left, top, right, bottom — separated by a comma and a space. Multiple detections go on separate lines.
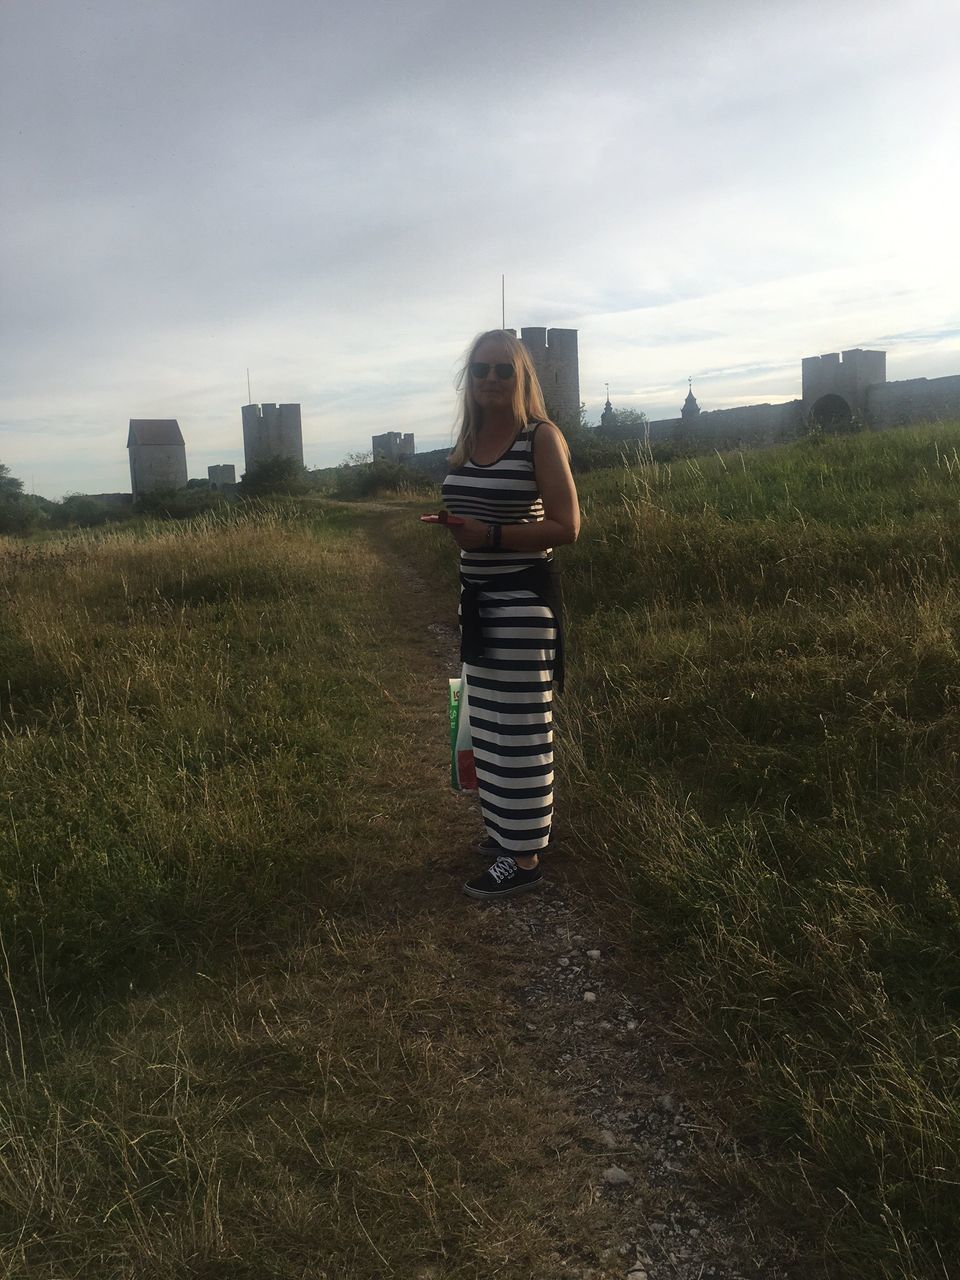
463, 856, 543, 900
470, 834, 554, 856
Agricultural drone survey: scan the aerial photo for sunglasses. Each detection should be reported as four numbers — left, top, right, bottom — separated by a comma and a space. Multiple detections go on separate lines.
469, 361, 515, 380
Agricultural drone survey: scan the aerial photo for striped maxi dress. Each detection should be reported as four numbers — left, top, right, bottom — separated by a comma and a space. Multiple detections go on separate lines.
441, 422, 557, 855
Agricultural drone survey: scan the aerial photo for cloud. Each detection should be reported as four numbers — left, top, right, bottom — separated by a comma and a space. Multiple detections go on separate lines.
2, 0, 959, 496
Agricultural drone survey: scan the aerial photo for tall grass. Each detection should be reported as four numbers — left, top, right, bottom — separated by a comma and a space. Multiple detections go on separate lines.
1, 505, 616, 1278
558, 425, 960, 1278
384, 421, 960, 1275
0, 506, 379, 1012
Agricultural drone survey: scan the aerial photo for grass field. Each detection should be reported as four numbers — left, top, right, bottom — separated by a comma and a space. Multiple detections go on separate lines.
4, 422, 960, 1277
0, 504, 614, 1278
390, 422, 960, 1280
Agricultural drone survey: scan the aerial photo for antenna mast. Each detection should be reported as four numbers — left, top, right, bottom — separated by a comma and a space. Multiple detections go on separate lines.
247, 368, 252, 405
501, 274, 505, 329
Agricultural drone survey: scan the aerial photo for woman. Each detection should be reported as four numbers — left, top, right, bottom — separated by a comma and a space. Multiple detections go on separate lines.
441, 329, 580, 900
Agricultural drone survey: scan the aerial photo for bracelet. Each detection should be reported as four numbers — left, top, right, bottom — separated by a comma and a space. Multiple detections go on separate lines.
486, 524, 502, 550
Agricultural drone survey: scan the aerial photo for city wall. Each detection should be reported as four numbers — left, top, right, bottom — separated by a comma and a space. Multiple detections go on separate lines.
602, 400, 804, 450
866, 374, 960, 428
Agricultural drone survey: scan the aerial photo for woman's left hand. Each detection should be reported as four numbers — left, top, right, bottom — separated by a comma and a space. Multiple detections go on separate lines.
444, 516, 490, 550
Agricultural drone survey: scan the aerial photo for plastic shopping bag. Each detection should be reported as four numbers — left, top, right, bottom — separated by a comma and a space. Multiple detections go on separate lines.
448, 667, 478, 792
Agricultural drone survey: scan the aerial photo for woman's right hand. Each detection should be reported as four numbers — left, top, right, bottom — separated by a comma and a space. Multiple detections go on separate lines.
445, 516, 490, 551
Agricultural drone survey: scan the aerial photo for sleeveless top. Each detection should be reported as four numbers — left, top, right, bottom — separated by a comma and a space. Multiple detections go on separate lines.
440, 422, 551, 583
442, 421, 566, 690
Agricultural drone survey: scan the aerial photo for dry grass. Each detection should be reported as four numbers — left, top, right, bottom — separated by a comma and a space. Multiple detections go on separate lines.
0, 506, 616, 1278
1, 904, 604, 1279
385, 425, 960, 1278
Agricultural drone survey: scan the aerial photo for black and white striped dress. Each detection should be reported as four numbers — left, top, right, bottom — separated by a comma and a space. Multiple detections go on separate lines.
442, 423, 556, 854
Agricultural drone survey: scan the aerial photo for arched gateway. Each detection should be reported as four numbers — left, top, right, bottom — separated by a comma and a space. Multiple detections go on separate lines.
802, 349, 886, 427
810, 393, 854, 431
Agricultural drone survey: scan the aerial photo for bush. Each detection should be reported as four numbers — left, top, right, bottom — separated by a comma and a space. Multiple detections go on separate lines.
333, 459, 435, 500
238, 457, 311, 497
0, 462, 50, 534
133, 488, 228, 519
562, 423, 654, 473
54, 495, 127, 529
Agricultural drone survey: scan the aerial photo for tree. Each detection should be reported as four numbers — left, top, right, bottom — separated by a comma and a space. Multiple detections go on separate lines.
333, 456, 430, 500
340, 449, 373, 467
0, 463, 24, 499
57, 495, 114, 527
0, 462, 47, 534
238, 456, 311, 497
604, 407, 649, 433
559, 420, 644, 474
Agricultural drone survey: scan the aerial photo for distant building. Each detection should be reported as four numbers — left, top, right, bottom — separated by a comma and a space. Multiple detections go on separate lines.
512, 327, 580, 429
207, 464, 236, 493
372, 431, 415, 462
241, 403, 303, 474
127, 419, 188, 500
597, 346, 960, 451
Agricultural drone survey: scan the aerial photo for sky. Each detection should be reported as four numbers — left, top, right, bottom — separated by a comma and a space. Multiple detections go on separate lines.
2, 0, 959, 500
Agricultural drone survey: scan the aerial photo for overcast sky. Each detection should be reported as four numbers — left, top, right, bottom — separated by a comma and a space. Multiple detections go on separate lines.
2, 0, 959, 499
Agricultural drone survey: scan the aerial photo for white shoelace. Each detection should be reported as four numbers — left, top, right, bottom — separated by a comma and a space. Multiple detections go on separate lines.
487, 856, 518, 885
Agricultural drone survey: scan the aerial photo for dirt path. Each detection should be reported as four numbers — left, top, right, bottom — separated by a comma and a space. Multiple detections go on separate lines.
392, 547, 803, 1280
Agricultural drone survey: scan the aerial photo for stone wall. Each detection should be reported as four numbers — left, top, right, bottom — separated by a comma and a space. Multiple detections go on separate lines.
86, 493, 133, 508
600, 400, 804, 451
129, 445, 188, 500
867, 374, 960, 428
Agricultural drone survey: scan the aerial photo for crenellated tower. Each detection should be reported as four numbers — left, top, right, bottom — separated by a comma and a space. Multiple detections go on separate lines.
241, 402, 304, 474
517, 327, 581, 429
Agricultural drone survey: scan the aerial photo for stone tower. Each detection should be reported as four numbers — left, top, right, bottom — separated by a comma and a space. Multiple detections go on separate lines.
372, 431, 415, 462
241, 402, 304, 474
207, 464, 237, 493
518, 327, 581, 429
127, 419, 188, 500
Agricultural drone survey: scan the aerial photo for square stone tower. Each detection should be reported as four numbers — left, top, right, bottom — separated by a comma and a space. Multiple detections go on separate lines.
207, 464, 237, 493
801, 349, 886, 423
518, 327, 580, 429
372, 431, 415, 462
127, 419, 188, 500
241, 403, 304, 474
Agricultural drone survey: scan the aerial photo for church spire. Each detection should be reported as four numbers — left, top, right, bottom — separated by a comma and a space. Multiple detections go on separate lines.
681, 377, 701, 420
600, 382, 615, 431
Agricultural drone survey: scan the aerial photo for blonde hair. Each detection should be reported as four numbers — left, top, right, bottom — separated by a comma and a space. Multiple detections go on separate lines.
448, 330, 555, 468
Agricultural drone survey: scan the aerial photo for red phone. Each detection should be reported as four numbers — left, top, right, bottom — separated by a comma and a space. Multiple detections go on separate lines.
419, 512, 465, 525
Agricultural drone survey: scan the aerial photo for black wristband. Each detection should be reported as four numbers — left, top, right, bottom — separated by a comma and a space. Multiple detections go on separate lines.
491, 523, 502, 550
